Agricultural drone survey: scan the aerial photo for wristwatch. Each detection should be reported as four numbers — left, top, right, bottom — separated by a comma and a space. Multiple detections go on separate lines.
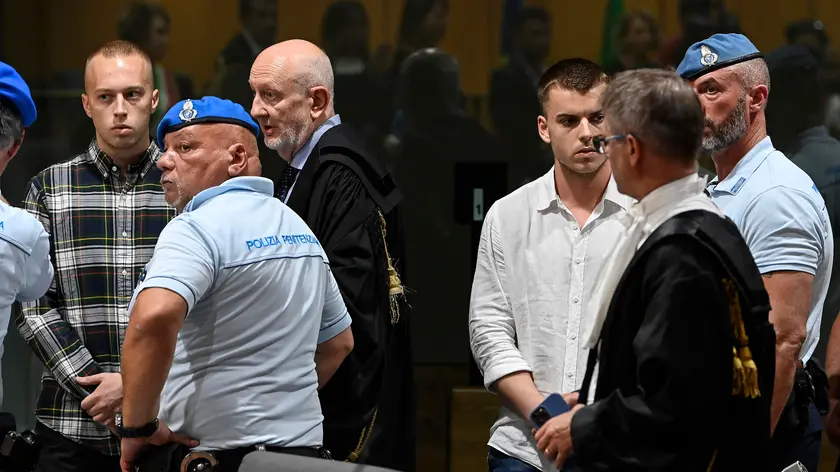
114, 413, 159, 438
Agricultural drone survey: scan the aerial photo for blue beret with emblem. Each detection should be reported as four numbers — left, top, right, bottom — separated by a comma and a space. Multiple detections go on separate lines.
677, 33, 763, 81
156, 96, 259, 147
0, 61, 37, 127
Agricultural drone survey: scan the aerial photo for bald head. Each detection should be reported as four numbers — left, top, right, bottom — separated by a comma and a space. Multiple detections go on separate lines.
253, 40, 335, 105
250, 39, 337, 161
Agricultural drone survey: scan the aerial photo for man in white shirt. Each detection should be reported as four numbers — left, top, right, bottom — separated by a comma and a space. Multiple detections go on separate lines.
468, 58, 633, 471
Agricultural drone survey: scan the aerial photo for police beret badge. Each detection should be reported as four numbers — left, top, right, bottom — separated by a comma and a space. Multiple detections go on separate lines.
700, 45, 719, 67
179, 99, 198, 122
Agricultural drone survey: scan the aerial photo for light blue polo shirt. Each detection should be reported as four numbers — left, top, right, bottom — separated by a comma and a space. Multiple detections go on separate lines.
708, 137, 834, 363
0, 199, 53, 407
128, 176, 350, 450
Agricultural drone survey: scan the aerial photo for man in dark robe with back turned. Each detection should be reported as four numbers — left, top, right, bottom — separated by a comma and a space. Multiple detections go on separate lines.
249, 39, 414, 472
533, 69, 775, 471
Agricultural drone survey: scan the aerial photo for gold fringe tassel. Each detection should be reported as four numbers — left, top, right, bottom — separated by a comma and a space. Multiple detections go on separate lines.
346, 408, 378, 463
722, 278, 760, 399
377, 209, 405, 325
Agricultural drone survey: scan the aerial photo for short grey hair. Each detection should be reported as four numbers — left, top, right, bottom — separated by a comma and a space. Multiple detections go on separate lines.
0, 99, 23, 151
731, 58, 771, 108
293, 53, 335, 113
601, 68, 705, 163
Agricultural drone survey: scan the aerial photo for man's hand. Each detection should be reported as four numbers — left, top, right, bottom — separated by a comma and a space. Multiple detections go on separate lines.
120, 420, 199, 472
77, 373, 123, 425
534, 404, 584, 470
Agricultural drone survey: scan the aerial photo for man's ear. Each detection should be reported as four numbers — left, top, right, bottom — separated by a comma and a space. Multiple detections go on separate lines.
749, 84, 769, 114
626, 134, 641, 167
227, 142, 249, 176
537, 115, 550, 144
81, 94, 92, 118
6, 129, 24, 160
151, 88, 160, 115
310, 86, 330, 119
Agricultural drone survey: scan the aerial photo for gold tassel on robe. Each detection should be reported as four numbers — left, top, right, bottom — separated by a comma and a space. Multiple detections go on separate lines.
722, 278, 760, 399
377, 209, 405, 325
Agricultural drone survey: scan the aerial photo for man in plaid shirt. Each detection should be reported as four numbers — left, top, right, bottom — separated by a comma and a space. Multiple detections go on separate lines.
16, 40, 175, 472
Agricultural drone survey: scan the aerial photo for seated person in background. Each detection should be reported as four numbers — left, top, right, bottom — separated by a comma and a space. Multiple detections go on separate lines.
117, 97, 354, 472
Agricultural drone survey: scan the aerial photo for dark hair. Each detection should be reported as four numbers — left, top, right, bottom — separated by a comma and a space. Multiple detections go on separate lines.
86, 40, 153, 78
537, 58, 608, 106
513, 7, 549, 35
0, 98, 23, 150
398, 0, 448, 44
116, 2, 170, 48
601, 68, 705, 163
617, 10, 660, 50
770, 64, 824, 127
322, 1, 367, 43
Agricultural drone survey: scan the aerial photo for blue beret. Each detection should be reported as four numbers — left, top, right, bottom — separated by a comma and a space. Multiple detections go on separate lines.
156, 96, 259, 147
0, 61, 36, 127
677, 33, 763, 81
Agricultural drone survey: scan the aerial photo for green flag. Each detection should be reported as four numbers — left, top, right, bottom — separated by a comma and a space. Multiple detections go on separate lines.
600, 0, 625, 67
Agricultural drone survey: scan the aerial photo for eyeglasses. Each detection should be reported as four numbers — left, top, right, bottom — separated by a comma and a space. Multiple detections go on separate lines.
593, 134, 627, 154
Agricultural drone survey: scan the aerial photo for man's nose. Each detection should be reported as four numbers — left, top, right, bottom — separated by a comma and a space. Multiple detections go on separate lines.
157, 151, 173, 171
250, 96, 265, 119
579, 119, 595, 140
114, 95, 128, 116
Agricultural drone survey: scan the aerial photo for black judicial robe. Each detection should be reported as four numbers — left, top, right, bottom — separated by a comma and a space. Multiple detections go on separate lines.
573, 210, 775, 472
284, 123, 415, 471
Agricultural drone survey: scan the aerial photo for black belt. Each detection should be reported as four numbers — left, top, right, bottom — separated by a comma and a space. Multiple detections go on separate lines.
137, 443, 330, 472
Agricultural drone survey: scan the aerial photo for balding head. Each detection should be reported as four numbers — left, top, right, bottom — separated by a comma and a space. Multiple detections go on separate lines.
250, 40, 336, 161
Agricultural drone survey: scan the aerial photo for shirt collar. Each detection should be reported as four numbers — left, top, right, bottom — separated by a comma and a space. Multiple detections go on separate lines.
183, 176, 274, 213
635, 173, 709, 217
537, 166, 633, 213
707, 136, 775, 195
289, 115, 342, 170
85, 138, 160, 179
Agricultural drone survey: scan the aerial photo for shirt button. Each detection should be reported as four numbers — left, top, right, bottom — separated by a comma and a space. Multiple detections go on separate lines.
566, 372, 573, 378
572, 224, 579, 230
571, 334, 577, 340
111, 166, 118, 172
122, 269, 128, 276
573, 297, 580, 303
575, 258, 582, 265
122, 231, 128, 237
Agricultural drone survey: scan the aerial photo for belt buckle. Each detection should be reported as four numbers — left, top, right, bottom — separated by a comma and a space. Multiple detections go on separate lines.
180, 451, 219, 472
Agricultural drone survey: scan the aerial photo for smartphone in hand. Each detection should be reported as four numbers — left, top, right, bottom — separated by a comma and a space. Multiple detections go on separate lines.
530, 393, 571, 429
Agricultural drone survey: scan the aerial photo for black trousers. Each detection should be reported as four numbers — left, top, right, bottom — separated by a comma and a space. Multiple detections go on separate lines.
769, 402, 822, 472
34, 422, 121, 472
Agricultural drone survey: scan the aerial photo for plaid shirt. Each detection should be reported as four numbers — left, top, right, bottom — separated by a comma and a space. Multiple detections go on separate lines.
17, 140, 175, 455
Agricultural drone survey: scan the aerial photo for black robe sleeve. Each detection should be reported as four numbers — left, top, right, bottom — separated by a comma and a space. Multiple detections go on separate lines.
306, 161, 391, 451
570, 237, 733, 471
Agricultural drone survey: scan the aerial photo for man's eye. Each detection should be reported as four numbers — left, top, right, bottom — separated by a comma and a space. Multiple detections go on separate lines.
178, 144, 190, 152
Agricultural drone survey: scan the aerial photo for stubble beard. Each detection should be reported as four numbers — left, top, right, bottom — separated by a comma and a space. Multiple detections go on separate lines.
702, 93, 748, 155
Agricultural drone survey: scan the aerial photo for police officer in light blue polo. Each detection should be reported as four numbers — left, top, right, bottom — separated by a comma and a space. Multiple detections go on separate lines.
678, 33, 834, 471
116, 96, 355, 472
0, 61, 53, 410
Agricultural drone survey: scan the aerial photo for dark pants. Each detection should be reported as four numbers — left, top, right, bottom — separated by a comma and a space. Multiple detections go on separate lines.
34, 422, 121, 472
488, 447, 541, 472
770, 402, 822, 472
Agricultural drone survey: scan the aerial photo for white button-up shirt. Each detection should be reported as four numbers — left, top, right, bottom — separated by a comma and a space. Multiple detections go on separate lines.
469, 167, 633, 470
